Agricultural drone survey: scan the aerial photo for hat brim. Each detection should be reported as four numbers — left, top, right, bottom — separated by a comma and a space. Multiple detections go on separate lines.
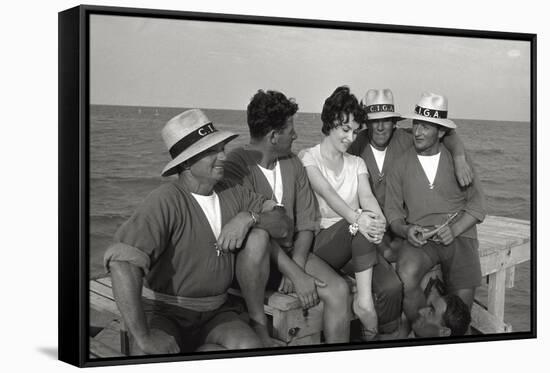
367, 111, 405, 121
402, 113, 456, 129
161, 130, 238, 176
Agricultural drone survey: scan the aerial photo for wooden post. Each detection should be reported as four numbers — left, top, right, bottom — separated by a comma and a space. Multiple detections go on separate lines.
505, 267, 516, 288
487, 270, 506, 321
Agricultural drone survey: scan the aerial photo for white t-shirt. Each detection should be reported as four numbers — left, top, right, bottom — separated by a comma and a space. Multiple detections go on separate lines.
257, 161, 284, 205
370, 144, 387, 172
191, 192, 222, 239
299, 144, 368, 229
417, 152, 441, 187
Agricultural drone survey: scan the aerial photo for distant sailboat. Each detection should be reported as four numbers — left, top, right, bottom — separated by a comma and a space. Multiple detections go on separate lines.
137, 108, 142, 115
154, 108, 160, 117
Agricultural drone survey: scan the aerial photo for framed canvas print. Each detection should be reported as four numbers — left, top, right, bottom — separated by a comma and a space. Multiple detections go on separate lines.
58, 4, 536, 368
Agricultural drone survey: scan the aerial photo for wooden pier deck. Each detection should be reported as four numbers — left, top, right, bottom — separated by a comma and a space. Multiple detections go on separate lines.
89, 215, 531, 357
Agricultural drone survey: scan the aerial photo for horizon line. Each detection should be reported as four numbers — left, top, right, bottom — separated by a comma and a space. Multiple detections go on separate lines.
89, 103, 531, 123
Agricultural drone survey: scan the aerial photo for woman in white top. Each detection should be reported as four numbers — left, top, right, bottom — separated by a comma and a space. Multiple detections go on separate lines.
299, 86, 390, 339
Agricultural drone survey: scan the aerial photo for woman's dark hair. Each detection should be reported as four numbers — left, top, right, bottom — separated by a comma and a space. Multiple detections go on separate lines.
247, 90, 299, 139
321, 86, 366, 135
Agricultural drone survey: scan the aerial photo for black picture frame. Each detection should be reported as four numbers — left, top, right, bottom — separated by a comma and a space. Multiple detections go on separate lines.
59, 4, 537, 368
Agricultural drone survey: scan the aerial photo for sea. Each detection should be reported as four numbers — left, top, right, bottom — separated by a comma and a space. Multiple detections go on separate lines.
90, 105, 532, 332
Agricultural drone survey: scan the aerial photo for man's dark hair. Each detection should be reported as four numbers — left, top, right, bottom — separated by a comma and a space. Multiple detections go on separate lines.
321, 86, 366, 135
247, 90, 299, 139
442, 294, 471, 336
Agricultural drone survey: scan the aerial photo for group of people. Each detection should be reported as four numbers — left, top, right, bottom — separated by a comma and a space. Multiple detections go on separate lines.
103, 85, 487, 354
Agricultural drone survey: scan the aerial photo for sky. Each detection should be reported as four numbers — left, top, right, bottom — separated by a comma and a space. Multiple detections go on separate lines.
90, 14, 531, 121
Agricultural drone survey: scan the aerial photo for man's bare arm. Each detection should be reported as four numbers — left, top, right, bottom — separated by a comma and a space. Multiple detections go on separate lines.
110, 261, 179, 354
442, 130, 473, 187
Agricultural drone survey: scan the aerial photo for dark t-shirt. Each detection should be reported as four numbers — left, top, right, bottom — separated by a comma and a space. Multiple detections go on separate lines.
105, 180, 265, 298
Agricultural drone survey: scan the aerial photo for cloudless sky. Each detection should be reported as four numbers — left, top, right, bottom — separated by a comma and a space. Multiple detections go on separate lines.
90, 15, 530, 121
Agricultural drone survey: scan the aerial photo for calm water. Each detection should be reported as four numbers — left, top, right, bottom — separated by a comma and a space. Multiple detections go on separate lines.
89, 105, 532, 332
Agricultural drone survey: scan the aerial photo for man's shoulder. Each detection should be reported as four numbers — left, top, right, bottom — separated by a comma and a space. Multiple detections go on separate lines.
225, 146, 260, 168
137, 181, 186, 213
148, 181, 181, 199
281, 152, 303, 166
389, 148, 415, 174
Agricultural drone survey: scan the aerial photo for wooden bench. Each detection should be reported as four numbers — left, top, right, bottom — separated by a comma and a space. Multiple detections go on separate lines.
89, 215, 530, 356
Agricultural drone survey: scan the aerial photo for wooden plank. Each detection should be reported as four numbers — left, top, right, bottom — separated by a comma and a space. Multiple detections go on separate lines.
97, 277, 113, 287
479, 242, 530, 276
91, 320, 128, 357
90, 280, 115, 300
481, 215, 531, 228
506, 267, 516, 288
487, 270, 506, 321
90, 290, 120, 316
271, 302, 324, 343
471, 302, 512, 334
267, 292, 302, 312
288, 333, 322, 346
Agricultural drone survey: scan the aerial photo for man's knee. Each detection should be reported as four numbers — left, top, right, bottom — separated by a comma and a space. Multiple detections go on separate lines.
397, 261, 425, 290
320, 275, 350, 305
239, 228, 270, 263
396, 250, 430, 290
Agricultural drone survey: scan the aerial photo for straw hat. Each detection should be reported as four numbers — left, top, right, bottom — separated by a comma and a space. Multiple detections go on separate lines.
161, 109, 238, 176
362, 89, 403, 121
402, 92, 456, 128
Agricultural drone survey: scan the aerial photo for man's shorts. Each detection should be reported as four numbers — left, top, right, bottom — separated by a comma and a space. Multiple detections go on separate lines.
418, 236, 482, 292
138, 296, 247, 353
313, 218, 378, 273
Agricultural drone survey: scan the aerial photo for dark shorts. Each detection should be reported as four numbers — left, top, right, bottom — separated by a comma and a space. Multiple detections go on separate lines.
140, 297, 247, 352
416, 236, 482, 292
313, 218, 378, 273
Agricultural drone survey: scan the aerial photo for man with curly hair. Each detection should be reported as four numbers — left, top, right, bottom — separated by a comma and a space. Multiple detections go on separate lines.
225, 90, 351, 345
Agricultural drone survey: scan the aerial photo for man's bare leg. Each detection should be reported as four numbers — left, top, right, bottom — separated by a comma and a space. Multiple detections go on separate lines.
304, 254, 350, 343
235, 228, 275, 347
396, 245, 434, 322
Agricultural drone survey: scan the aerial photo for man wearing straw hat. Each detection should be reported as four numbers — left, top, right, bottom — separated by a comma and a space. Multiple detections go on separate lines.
384, 92, 487, 336
224, 90, 351, 345
104, 109, 291, 354
348, 89, 473, 256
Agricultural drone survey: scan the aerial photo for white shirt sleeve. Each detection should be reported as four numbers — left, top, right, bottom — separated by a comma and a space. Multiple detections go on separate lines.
298, 148, 317, 168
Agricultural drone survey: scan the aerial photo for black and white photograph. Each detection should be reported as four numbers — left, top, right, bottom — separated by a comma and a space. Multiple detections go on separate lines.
54, 2, 538, 370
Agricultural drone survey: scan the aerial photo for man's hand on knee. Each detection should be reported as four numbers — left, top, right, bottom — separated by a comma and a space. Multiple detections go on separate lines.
293, 272, 326, 310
